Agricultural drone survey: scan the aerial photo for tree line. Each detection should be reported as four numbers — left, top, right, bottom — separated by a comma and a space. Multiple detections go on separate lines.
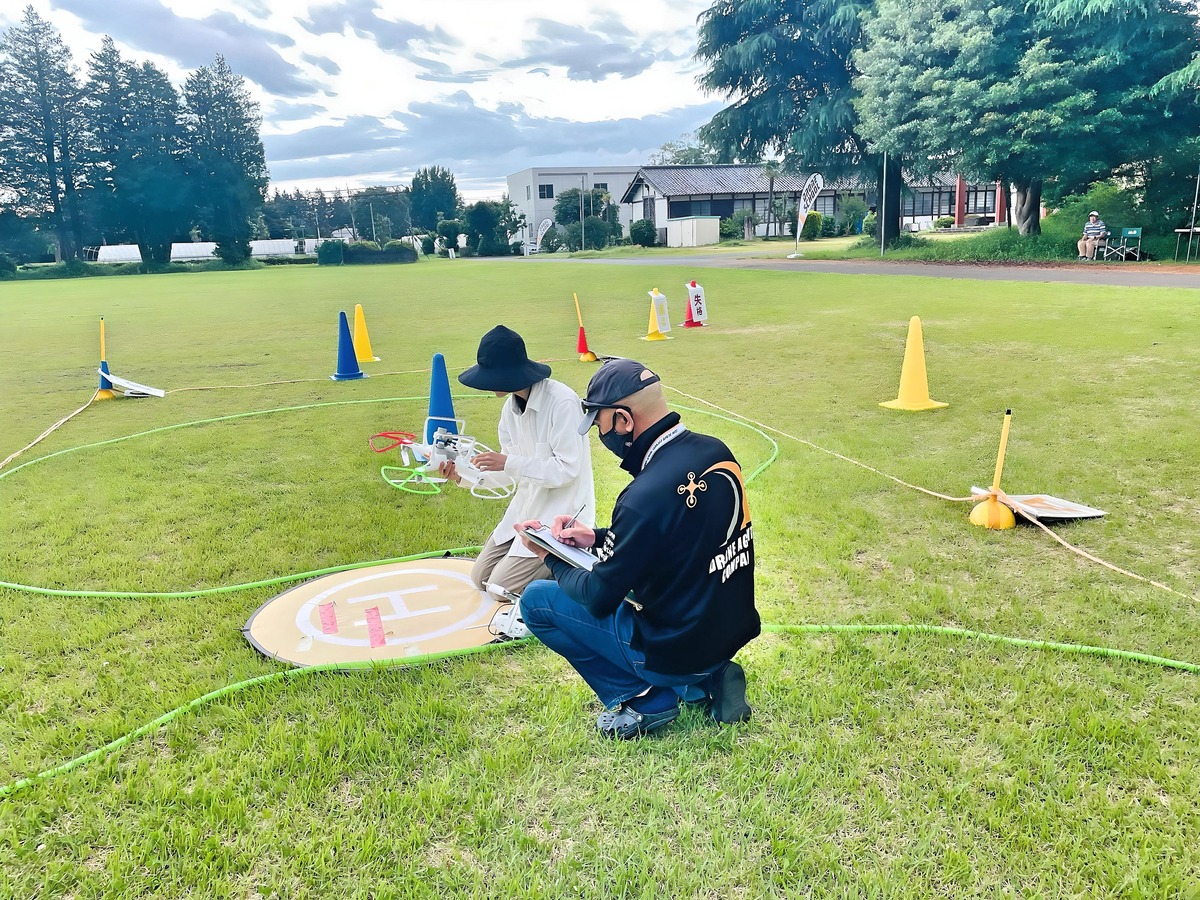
0, 7, 266, 266
0, 7, 521, 269
693, 0, 1200, 242
259, 167, 526, 259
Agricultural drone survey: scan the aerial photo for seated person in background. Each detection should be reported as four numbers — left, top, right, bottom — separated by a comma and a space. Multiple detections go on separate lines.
450, 325, 593, 599
1077, 210, 1108, 260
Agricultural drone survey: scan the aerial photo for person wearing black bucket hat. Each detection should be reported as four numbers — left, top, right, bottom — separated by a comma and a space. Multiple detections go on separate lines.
516, 357, 760, 739
450, 325, 593, 600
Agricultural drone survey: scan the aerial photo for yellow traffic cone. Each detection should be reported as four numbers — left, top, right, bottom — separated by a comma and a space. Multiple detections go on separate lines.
880, 316, 947, 410
353, 303, 379, 363
641, 288, 671, 341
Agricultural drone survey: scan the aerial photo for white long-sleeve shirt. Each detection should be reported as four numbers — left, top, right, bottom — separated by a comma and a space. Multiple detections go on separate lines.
492, 378, 594, 557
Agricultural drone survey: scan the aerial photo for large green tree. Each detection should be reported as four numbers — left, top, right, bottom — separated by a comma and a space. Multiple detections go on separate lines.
552, 188, 615, 226
854, 0, 1200, 234
409, 166, 460, 230
695, 0, 904, 245
85, 39, 192, 266
182, 55, 267, 264
462, 199, 509, 255
352, 185, 411, 243
0, 6, 88, 259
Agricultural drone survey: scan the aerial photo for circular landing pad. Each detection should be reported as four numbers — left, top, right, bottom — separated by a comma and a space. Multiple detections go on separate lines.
243, 558, 504, 668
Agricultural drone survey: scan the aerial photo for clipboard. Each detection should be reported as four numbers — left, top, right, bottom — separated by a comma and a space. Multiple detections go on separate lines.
521, 525, 596, 571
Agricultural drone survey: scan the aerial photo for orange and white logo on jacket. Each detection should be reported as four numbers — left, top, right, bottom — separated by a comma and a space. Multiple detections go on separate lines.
679, 459, 751, 542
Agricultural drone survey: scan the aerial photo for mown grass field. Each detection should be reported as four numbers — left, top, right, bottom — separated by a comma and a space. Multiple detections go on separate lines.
1, 258, 1198, 897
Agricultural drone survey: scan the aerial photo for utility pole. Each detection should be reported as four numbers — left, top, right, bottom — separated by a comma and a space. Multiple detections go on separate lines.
370, 202, 377, 244
580, 174, 586, 251
880, 152, 887, 259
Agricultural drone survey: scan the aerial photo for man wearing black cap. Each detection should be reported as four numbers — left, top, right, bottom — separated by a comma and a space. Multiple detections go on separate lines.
453, 325, 594, 599
517, 358, 760, 739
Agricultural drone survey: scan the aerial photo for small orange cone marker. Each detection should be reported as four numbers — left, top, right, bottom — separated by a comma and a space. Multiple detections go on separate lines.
880, 316, 948, 410
970, 408, 1017, 530
352, 303, 379, 363
573, 293, 598, 362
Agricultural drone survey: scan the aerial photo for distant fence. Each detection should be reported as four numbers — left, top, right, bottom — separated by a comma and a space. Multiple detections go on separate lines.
84, 239, 326, 264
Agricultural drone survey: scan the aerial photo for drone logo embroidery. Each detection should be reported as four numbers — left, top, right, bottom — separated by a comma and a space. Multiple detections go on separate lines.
677, 471, 708, 508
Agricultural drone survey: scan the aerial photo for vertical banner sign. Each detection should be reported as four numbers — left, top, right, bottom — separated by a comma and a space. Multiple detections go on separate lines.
535, 217, 554, 250
796, 173, 825, 236
685, 282, 708, 324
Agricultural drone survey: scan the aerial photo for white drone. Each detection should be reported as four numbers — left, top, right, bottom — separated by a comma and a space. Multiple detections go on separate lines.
373, 416, 517, 500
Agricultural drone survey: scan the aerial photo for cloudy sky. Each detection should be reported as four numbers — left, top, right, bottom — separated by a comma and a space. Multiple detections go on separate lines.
6, 0, 726, 200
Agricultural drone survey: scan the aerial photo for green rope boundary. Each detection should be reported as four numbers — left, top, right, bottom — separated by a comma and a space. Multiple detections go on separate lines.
0, 401, 776, 598
4, 622, 1197, 799
3, 394, 1197, 800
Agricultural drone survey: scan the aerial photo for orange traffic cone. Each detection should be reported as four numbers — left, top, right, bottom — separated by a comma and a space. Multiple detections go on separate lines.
681, 280, 705, 327
880, 316, 947, 410
572, 293, 598, 362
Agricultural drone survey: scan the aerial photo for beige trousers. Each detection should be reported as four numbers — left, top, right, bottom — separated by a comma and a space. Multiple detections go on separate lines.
471, 536, 551, 597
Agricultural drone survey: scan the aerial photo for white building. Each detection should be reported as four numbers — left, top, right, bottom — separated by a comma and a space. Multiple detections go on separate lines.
506, 166, 640, 253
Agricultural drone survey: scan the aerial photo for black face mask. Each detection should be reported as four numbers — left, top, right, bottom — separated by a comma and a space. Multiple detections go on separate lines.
599, 411, 633, 459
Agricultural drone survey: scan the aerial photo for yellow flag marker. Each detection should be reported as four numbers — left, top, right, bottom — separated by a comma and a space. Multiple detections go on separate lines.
970, 408, 1017, 530
96, 318, 116, 400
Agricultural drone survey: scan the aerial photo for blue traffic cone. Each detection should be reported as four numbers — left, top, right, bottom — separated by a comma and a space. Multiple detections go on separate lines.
331, 311, 366, 381
424, 352, 457, 443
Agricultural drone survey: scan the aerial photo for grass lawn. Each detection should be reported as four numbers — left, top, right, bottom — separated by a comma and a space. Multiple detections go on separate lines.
2, 259, 1199, 897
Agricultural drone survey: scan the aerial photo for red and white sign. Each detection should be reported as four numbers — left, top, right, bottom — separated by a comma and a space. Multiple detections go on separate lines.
685, 281, 708, 324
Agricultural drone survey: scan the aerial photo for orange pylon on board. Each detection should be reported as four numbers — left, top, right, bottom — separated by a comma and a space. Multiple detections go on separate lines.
573, 293, 598, 362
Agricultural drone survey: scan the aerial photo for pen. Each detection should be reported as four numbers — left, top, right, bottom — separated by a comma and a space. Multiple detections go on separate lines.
564, 504, 586, 530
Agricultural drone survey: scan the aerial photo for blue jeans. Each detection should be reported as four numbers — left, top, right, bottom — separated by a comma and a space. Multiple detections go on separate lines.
520, 579, 719, 709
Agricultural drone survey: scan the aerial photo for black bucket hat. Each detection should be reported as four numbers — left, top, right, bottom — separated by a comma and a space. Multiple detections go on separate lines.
458, 325, 551, 392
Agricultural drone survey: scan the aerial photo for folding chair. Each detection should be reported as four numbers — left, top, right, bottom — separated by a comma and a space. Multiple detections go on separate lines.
1101, 227, 1143, 261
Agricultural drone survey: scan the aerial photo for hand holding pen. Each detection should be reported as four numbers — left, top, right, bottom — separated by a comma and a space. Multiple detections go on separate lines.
551, 504, 595, 548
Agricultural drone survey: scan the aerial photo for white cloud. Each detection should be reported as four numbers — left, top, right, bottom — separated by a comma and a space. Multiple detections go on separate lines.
4, 0, 720, 200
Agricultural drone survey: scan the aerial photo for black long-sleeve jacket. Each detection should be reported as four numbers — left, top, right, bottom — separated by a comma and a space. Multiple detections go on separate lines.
545, 412, 760, 674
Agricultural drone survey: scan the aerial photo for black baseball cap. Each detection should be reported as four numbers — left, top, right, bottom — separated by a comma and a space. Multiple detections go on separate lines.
578, 358, 660, 434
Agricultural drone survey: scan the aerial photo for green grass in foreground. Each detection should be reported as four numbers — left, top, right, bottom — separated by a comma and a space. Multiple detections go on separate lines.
1, 260, 1199, 897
